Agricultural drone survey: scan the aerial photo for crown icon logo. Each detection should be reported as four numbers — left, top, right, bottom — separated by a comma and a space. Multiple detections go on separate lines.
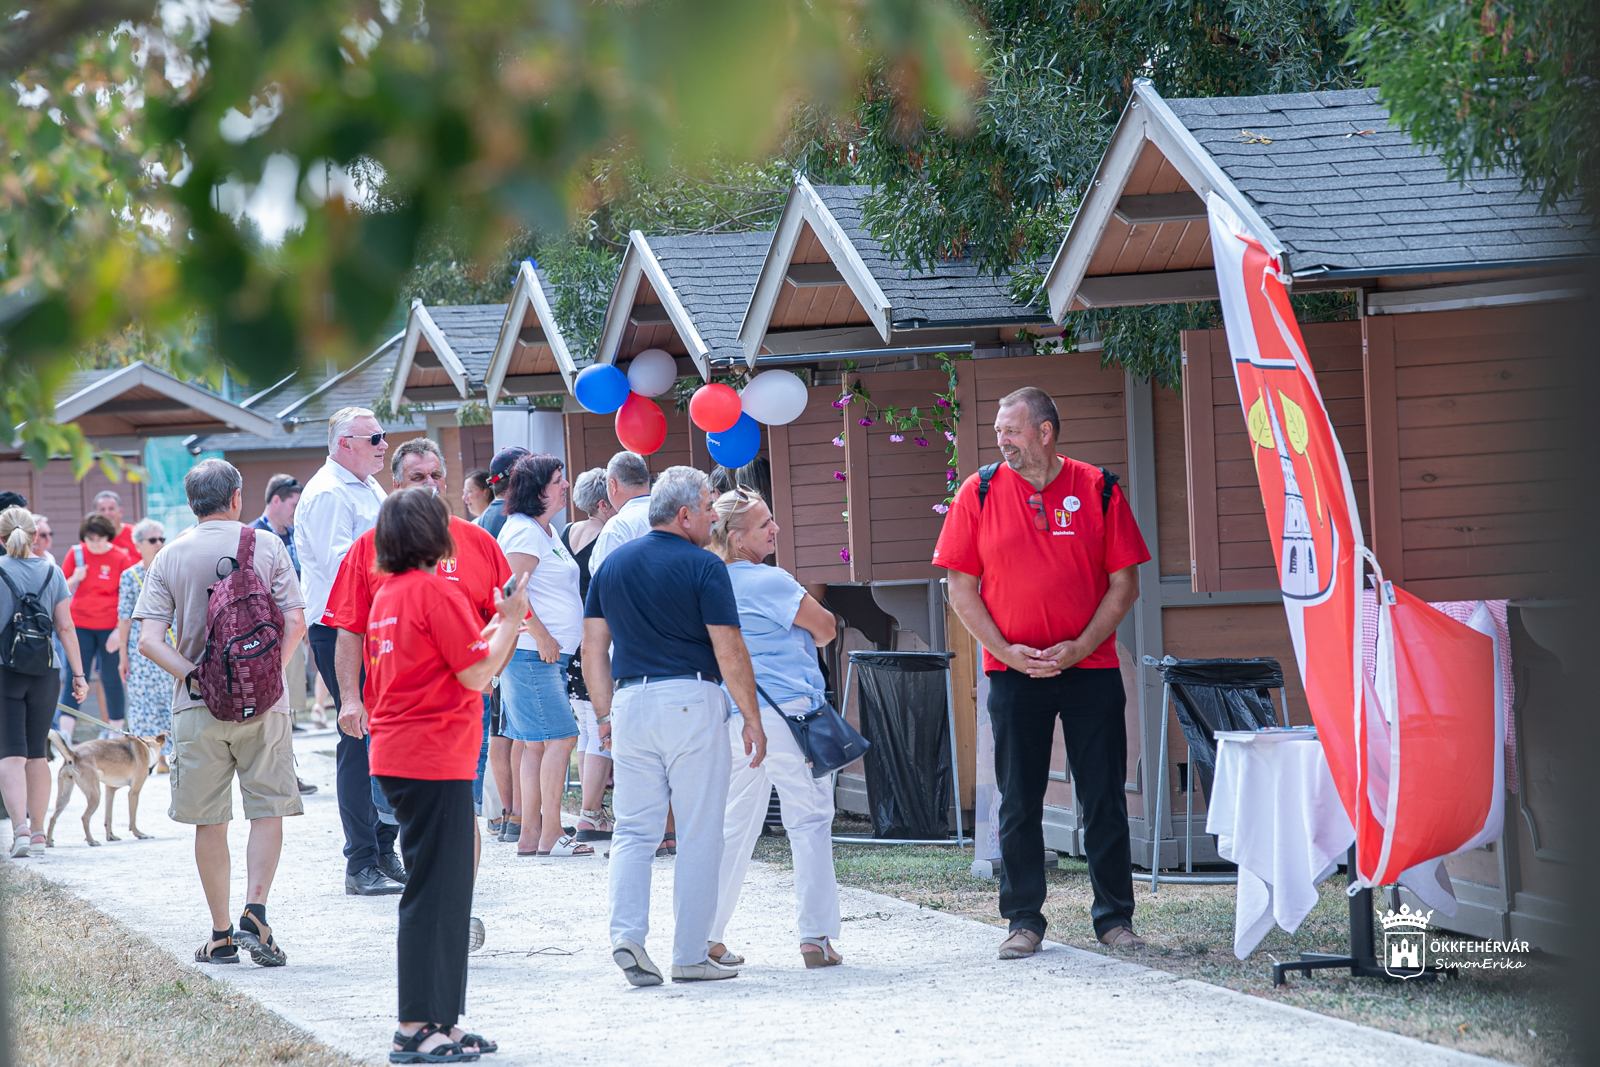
1380, 903, 1433, 932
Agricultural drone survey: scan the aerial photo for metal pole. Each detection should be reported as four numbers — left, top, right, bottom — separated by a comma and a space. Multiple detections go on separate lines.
1275, 687, 1289, 728
944, 665, 964, 847
1185, 742, 1194, 874
1151, 682, 1170, 892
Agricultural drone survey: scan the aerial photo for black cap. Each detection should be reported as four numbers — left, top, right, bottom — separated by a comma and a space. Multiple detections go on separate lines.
487, 446, 530, 485
0, 491, 28, 511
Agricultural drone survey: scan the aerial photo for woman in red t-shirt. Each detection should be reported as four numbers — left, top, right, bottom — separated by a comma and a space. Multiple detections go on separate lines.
367, 488, 526, 1065
59, 513, 131, 729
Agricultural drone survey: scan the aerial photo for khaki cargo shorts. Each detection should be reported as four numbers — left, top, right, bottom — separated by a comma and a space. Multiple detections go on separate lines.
169, 708, 304, 825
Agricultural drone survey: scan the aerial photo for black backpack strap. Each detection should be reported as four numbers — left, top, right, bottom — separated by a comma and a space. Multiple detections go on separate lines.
1099, 468, 1120, 514
0, 566, 25, 606
976, 462, 1001, 510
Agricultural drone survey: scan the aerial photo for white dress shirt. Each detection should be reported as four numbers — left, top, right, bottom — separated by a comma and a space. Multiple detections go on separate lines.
588, 493, 651, 575
295, 456, 387, 627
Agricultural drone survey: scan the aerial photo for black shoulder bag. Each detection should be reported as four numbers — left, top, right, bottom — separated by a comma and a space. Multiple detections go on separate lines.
758, 683, 869, 778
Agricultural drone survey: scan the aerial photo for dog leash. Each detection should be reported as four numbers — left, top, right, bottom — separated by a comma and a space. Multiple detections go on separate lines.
55, 703, 133, 737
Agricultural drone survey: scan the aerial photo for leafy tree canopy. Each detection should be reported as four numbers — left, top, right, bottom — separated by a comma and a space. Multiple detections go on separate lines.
0, 0, 983, 470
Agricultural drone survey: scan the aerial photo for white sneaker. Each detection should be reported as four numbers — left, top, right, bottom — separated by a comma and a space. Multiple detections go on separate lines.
9, 836, 29, 859
612, 939, 664, 987
671, 958, 739, 983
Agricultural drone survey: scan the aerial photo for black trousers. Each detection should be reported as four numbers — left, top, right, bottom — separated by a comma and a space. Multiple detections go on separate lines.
2, 664, 60, 759
378, 776, 474, 1028
59, 627, 125, 723
309, 624, 395, 873
989, 666, 1135, 939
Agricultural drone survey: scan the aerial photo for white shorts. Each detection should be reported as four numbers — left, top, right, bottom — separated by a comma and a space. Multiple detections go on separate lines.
570, 697, 613, 760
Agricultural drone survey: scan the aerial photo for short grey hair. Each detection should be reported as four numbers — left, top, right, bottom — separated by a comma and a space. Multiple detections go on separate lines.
185, 458, 243, 518
607, 450, 650, 491
131, 517, 164, 543
648, 466, 711, 527
390, 437, 446, 481
93, 490, 121, 506
328, 406, 378, 454
572, 468, 609, 514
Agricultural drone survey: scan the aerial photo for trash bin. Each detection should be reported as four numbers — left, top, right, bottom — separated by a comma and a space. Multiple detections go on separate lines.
847, 651, 957, 841
1157, 657, 1284, 803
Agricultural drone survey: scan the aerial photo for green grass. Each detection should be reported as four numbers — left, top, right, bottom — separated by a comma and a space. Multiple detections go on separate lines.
748, 817, 1577, 1067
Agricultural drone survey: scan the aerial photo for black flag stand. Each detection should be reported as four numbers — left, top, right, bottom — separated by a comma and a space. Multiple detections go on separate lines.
1272, 845, 1443, 986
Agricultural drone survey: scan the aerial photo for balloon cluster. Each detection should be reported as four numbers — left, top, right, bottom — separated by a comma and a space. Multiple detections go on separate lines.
572, 348, 809, 469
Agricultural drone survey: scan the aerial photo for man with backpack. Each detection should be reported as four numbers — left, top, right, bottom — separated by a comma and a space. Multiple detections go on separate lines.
133, 458, 307, 968
933, 387, 1150, 960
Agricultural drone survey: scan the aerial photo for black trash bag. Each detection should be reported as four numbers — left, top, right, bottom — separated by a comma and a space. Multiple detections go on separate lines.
850, 651, 953, 840
1157, 657, 1283, 804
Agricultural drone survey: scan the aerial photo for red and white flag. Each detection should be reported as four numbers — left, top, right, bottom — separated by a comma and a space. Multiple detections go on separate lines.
1206, 195, 1500, 888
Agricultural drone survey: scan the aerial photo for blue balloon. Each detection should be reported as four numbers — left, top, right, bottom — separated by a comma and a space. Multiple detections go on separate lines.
706, 412, 762, 469
573, 363, 630, 414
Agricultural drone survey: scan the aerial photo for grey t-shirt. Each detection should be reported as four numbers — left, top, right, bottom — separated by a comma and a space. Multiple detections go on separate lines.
133, 520, 305, 715
0, 555, 70, 623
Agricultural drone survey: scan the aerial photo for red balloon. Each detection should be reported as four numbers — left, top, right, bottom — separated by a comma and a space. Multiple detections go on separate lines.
689, 383, 742, 433
614, 392, 668, 455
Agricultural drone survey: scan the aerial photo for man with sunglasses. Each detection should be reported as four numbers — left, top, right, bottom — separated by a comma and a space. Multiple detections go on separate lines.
297, 407, 403, 896
934, 386, 1151, 959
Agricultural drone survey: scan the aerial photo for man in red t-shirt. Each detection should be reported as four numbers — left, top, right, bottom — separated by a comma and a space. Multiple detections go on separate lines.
93, 490, 138, 561
323, 438, 510, 895
934, 386, 1150, 959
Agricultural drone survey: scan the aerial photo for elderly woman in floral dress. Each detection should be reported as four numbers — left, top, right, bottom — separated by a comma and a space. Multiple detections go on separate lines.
116, 518, 172, 767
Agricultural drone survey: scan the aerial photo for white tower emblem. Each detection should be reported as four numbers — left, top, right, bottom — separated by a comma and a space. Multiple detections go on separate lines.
1267, 398, 1318, 599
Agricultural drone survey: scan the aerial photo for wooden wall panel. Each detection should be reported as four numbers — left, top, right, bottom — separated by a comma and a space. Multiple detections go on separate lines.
1364, 304, 1575, 601
1182, 321, 1367, 592
0, 457, 143, 532
1161, 604, 1309, 726
969, 352, 1128, 476
847, 368, 950, 582
773, 385, 849, 584
1153, 384, 1189, 577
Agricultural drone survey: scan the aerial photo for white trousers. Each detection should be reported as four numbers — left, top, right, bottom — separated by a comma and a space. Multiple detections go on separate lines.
710, 699, 841, 944
607, 678, 731, 967
571, 697, 613, 760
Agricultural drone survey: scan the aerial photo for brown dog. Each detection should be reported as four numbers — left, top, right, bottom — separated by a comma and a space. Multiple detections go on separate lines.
46, 729, 167, 847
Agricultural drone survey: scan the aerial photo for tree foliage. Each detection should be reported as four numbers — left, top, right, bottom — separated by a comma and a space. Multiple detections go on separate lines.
1342, 0, 1600, 214
0, 0, 984, 464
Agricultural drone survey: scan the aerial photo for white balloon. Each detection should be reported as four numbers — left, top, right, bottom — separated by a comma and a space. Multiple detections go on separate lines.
739, 369, 809, 425
626, 348, 678, 397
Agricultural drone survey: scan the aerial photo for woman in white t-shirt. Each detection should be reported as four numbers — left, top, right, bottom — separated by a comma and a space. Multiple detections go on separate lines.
495, 455, 592, 859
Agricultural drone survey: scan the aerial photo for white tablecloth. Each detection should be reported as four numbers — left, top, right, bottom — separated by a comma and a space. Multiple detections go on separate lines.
1205, 735, 1354, 959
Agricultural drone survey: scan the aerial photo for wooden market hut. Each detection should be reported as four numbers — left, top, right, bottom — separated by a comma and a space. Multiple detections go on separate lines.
1041, 79, 1591, 948
0, 361, 281, 526
562, 230, 775, 484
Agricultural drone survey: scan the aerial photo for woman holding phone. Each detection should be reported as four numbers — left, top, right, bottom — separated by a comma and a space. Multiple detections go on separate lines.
495, 454, 590, 858
367, 486, 528, 1064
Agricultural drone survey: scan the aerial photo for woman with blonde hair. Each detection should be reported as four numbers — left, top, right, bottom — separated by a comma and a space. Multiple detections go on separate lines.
117, 517, 173, 769
706, 487, 844, 968
0, 507, 87, 857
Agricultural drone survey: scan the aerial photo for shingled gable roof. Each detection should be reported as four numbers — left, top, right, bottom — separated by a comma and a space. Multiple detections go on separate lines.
187, 332, 405, 454
483, 260, 578, 401
737, 176, 1047, 366
593, 229, 774, 380
1044, 80, 1597, 318
50, 362, 279, 440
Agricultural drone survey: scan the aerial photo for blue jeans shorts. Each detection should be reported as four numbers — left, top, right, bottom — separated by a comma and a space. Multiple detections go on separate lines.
500, 650, 578, 743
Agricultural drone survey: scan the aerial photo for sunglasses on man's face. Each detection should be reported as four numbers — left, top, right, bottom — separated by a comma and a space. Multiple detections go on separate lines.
144, 537, 165, 544
35, 531, 51, 539
342, 432, 387, 447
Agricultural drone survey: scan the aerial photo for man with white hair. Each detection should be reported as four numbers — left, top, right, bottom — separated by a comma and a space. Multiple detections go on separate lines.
583, 466, 766, 986
295, 406, 403, 896
587, 451, 652, 574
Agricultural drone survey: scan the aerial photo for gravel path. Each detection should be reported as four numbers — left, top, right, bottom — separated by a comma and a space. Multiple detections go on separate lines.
25, 727, 1501, 1067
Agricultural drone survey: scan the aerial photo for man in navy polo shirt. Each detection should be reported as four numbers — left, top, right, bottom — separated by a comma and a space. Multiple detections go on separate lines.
936, 386, 1151, 959
583, 466, 766, 987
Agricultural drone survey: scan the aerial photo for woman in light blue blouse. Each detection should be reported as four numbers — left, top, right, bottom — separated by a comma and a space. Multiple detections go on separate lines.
707, 487, 843, 969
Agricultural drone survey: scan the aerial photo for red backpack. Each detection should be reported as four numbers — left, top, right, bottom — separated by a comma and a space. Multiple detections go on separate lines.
189, 527, 286, 722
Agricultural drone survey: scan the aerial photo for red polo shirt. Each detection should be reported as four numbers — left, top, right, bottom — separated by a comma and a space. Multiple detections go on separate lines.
323, 515, 510, 705
366, 569, 491, 780
112, 523, 136, 559
933, 457, 1149, 673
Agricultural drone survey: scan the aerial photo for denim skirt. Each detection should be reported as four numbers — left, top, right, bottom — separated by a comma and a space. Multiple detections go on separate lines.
500, 649, 578, 743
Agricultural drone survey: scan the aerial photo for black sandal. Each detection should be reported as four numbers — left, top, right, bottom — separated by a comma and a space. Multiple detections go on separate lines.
655, 832, 677, 858
391, 1023, 479, 1064
195, 932, 239, 965
455, 1030, 498, 1054
235, 914, 288, 967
